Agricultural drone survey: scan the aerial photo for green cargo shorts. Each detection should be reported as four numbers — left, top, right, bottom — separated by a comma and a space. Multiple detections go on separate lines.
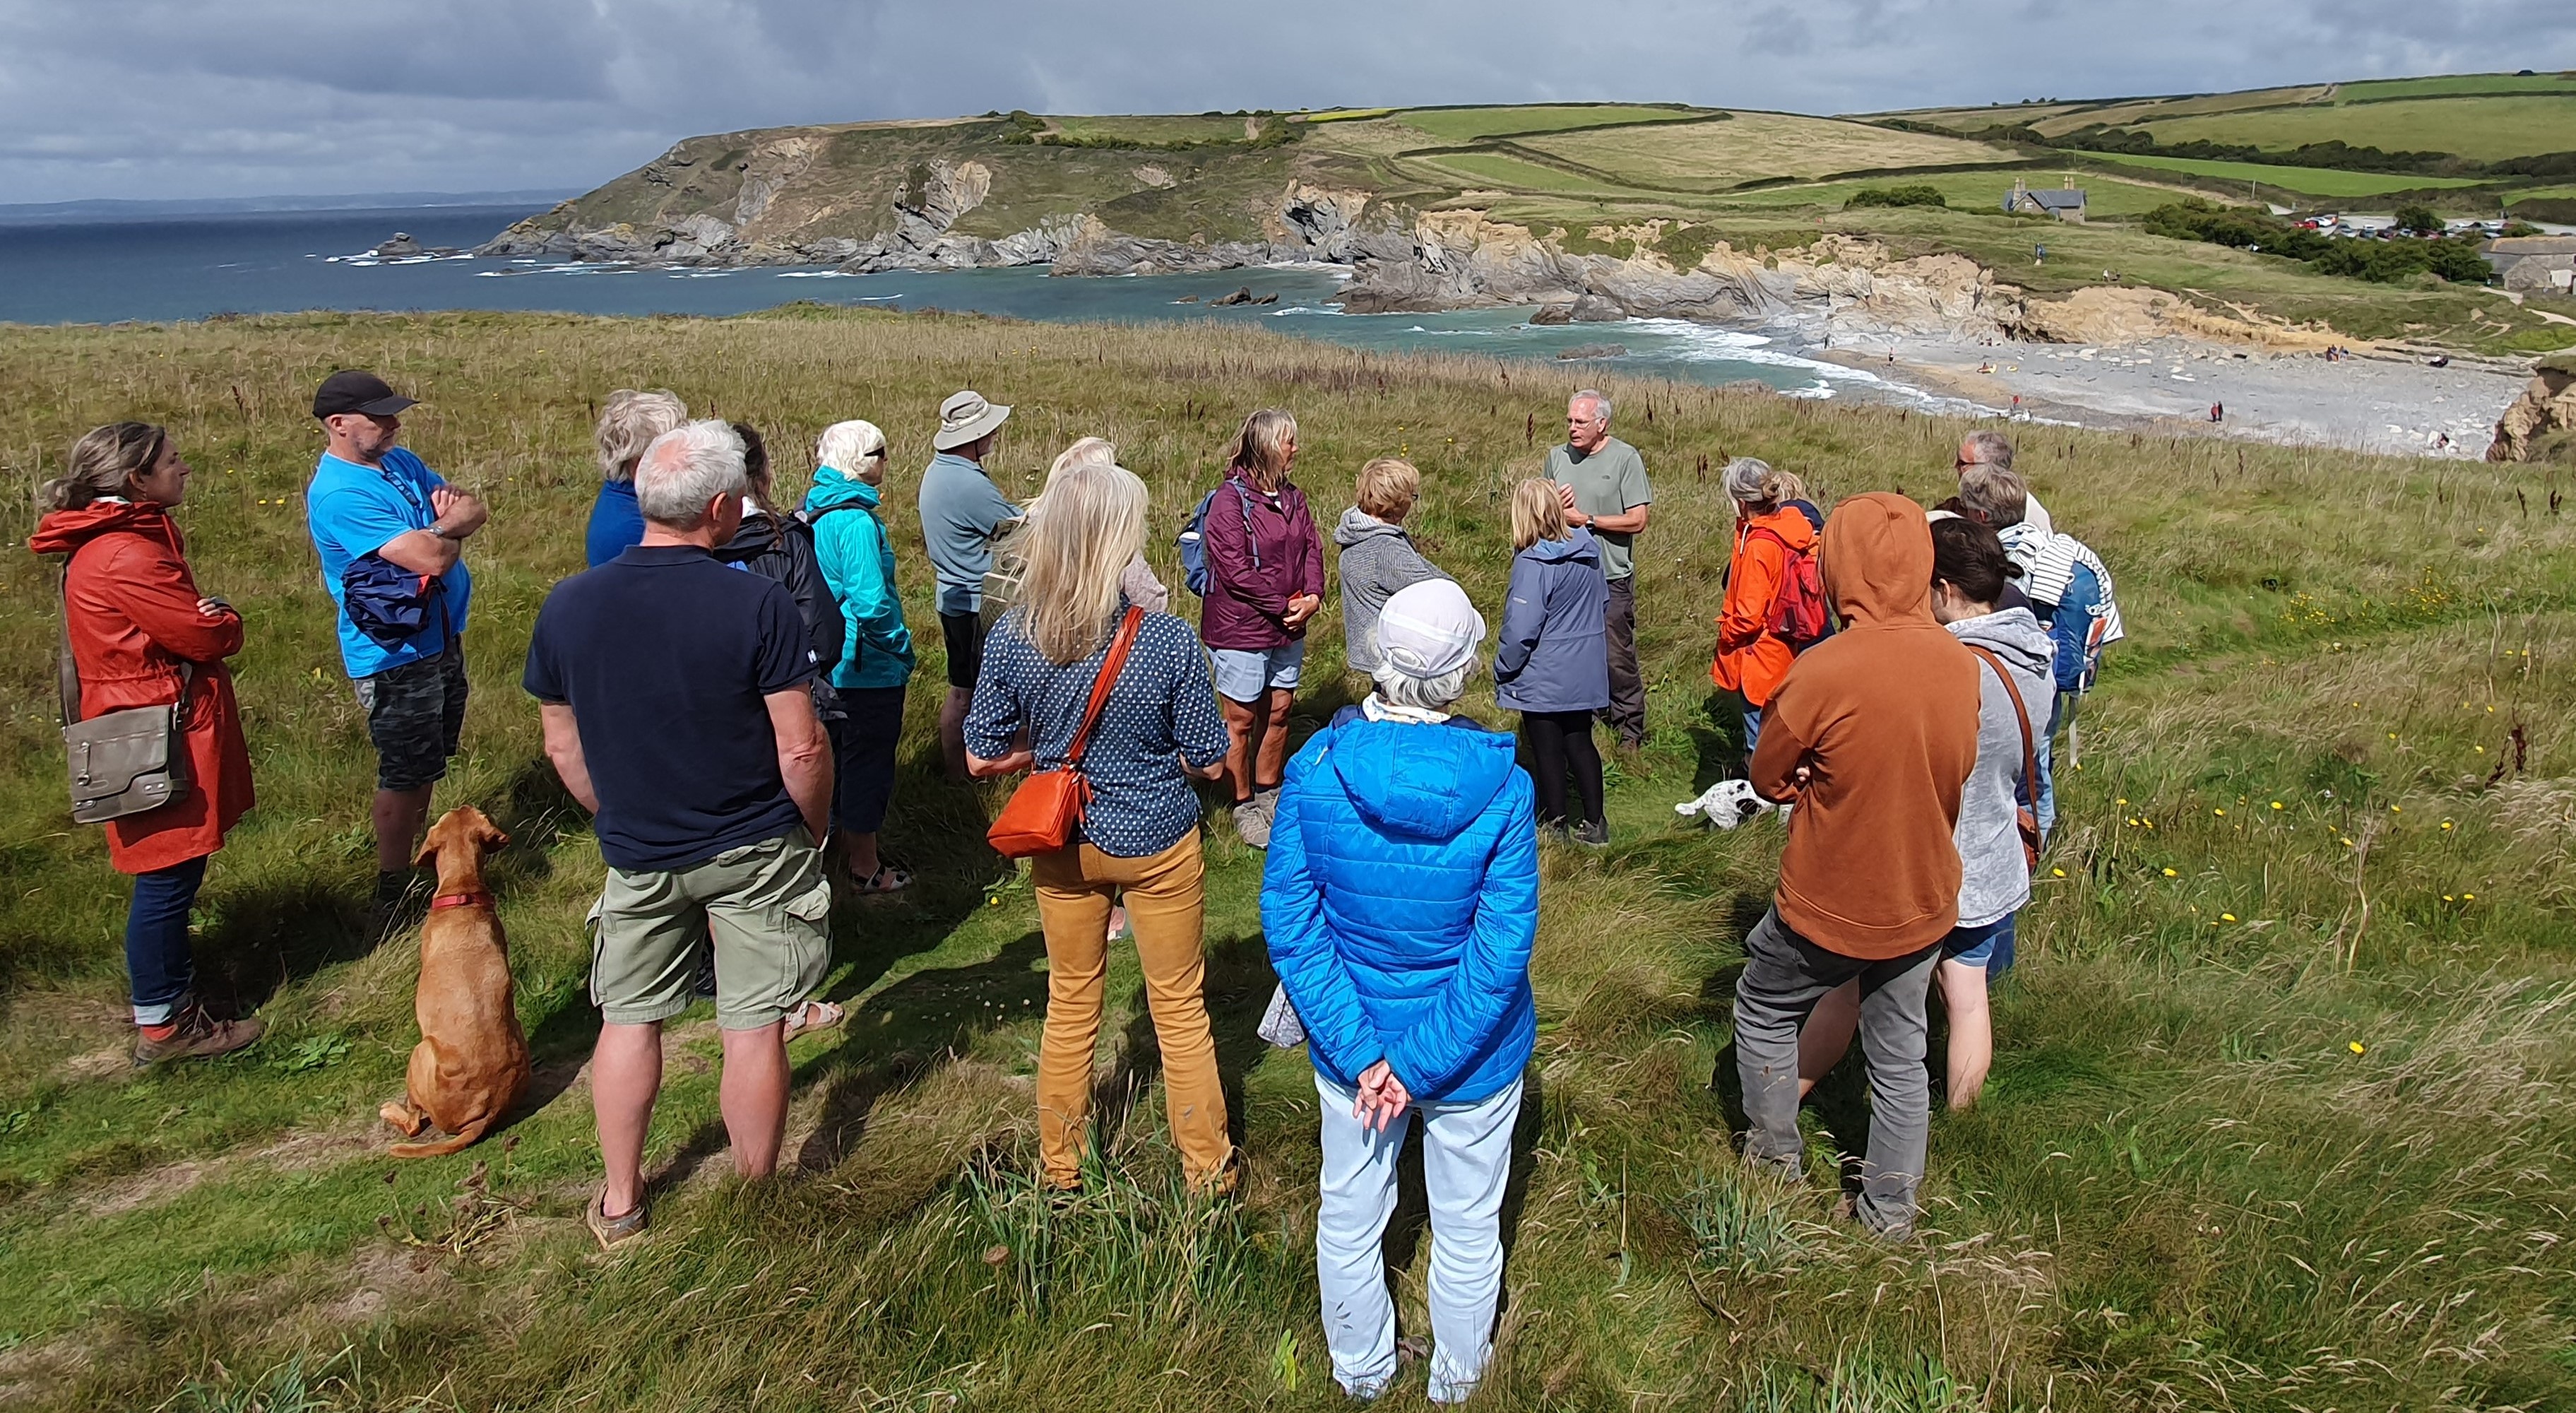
588, 829, 831, 1031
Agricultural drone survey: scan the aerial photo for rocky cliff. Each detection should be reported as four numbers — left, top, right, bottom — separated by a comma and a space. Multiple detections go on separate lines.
2486, 352, 2576, 463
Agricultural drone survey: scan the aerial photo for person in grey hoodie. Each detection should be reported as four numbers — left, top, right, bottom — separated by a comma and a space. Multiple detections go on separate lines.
1492, 478, 1611, 845
1798, 513, 2052, 1109
1336, 456, 1452, 678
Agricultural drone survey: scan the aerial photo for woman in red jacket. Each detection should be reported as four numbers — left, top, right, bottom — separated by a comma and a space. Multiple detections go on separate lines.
30, 423, 263, 1064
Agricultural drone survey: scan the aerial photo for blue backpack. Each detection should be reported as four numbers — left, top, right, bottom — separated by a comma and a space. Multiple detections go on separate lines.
1177, 481, 1260, 596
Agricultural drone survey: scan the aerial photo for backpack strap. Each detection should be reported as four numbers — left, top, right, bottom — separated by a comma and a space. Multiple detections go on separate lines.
1231, 480, 1263, 570
1062, 608, 1146, 771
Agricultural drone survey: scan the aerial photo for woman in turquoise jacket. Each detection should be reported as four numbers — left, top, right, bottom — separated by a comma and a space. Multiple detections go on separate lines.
805, 419, 916, 893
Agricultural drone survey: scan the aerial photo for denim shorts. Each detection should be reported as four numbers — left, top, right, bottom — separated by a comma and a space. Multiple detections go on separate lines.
1942, 913, 2017, 972
1209, 641, 1305, 703
352, 642, 468, 792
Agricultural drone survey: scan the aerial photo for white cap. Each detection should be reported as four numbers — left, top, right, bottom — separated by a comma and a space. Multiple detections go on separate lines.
1375, 579, 1487, 679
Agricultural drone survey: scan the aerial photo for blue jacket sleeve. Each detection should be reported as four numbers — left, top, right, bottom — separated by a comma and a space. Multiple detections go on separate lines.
1259, 736, 1386, 1082
1385, 771, 1540, 1095
1492, 555, 1544, 682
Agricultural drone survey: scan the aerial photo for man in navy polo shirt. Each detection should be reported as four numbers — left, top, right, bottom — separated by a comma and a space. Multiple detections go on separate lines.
523, 419, 835, 1247
303, 369, 487, 935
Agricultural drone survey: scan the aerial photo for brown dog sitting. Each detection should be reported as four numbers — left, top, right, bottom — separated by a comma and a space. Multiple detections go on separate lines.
381, 806, 530, 1158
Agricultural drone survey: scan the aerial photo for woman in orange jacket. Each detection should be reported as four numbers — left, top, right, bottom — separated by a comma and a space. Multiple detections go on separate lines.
30, 423, 262, 1065
1710, 458, 1822, 762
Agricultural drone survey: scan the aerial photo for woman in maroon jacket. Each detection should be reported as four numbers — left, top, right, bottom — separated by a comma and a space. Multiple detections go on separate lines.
1199, 409, 1324, 848
30, 422, 263, 1065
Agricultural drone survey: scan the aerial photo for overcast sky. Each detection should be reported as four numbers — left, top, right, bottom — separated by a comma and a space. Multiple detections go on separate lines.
5, 0, 2573, 203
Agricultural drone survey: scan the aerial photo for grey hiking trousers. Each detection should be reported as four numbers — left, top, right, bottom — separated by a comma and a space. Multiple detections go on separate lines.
1733, 906, 1940, 1236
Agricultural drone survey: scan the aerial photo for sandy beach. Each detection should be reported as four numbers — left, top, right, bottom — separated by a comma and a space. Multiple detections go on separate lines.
1818, 336, 2534, 460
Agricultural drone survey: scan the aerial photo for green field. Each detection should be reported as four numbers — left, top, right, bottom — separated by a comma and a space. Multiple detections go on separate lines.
2336, 71, 2576, 101
2137, 94, 2576, 163
2082, 150, 2488, 197
1393, 104, 1711, 142
3, 308, 2576, 1410
1404, 149, 1632, 196
1045, 114, 1259, 145
1523, 112, 2017, 189
1712, 169, 2185, 218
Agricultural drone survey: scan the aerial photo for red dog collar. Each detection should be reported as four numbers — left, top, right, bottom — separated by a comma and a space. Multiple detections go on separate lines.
429, 892, 494, 911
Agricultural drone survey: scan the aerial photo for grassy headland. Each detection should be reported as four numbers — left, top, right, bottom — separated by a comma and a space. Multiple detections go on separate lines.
1, 307, 2574, 1410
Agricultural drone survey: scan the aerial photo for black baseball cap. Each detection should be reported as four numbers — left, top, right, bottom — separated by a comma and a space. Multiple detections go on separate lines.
311, 369, 418, 419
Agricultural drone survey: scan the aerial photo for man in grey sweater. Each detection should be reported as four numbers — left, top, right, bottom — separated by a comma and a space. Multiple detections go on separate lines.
1336, 457, 1452, 676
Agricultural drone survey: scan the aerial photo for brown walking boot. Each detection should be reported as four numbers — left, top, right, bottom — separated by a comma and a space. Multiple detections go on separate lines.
133, 1003, 266, 1066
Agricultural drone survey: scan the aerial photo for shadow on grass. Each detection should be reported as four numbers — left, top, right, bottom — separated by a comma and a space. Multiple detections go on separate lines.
1687, 690, 1749, 796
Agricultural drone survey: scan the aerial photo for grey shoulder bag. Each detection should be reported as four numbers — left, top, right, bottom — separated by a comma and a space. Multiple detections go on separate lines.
58, 565, 193, 824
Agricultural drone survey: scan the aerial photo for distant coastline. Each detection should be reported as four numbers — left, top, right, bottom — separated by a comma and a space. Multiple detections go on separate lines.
0, 191, 577, 226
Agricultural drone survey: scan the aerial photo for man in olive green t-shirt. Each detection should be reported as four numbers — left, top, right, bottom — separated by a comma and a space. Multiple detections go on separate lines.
1546, 388, 1653, 748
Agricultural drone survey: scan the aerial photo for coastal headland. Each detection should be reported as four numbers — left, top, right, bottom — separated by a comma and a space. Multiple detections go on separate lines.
479, 85, 2576, 458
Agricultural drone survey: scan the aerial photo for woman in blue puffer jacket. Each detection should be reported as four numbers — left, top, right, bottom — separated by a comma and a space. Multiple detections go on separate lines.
1494, 478, 1611, 845
805, 419, 917, 894
1262, 577, 1537, 1406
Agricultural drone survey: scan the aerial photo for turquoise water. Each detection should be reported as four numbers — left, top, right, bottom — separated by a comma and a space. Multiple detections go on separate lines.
0, 204, 1913, 402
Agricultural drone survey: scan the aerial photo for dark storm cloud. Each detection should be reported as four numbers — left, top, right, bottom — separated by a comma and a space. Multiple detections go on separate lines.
0, 0, 2570, 201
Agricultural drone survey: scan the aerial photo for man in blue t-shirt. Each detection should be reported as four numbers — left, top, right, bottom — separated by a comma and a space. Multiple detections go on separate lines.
522, 418, 836, 1247
302, 370, 487, 930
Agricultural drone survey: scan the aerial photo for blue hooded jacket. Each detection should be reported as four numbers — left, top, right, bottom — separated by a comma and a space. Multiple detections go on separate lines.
803, 466, 915, 690
1261, 716, 1539, 1104
585, 479, 643, 569
1493, 528, 1610, 714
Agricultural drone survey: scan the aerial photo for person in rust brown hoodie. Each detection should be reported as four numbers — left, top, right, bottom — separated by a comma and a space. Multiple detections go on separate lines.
1733, 491, 1978, 1238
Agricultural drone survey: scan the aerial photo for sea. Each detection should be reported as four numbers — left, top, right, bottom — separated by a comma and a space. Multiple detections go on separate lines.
0, 203, 1930, 404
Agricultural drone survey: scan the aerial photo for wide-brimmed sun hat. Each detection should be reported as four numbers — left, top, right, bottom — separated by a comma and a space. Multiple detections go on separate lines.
1376, 579, 1488, 680
932, 390, 1011, 451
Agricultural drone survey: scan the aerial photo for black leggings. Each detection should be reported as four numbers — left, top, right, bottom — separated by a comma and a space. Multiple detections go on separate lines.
1521, 710, 1605, 829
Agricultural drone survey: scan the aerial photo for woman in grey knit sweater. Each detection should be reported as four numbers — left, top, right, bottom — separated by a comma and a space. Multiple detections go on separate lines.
1334, 457, 1452, 676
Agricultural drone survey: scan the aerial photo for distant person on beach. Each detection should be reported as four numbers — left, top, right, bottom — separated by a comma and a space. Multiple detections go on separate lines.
1956, 463, 2124, 839
966, 454, 1234, 1195
2211, 402, 2225, 424
918, 391, 1021, 781
1262, 577, 1533, 1404
1495, 478, 1611, 845
805, 418, 916, 898
1733, 493, 1978, 1241
585, 390, 688, 568
1711, 458, 1822, 766
1335, 456, 1452, 682
1796, 516, 2050, 1111
34, 422, 264, 1064
302, 370, 485, 935
1546, 389, 1652, 750
524, 419, 835, 1248
1199, 409, 1326, 849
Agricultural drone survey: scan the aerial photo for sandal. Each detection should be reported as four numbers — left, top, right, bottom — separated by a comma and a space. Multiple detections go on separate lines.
850, 863, 913, 895
586, 1188, 649, 1249
782, 998, 847, 1043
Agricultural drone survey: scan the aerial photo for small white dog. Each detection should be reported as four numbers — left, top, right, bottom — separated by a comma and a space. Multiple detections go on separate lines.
1676, 779, 1788, 830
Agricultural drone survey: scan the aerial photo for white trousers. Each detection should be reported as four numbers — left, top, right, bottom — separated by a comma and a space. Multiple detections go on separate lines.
1314, 1071, 1524, 1403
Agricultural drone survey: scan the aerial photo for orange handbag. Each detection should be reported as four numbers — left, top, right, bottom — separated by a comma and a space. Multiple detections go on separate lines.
987, 608, 1145, 858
